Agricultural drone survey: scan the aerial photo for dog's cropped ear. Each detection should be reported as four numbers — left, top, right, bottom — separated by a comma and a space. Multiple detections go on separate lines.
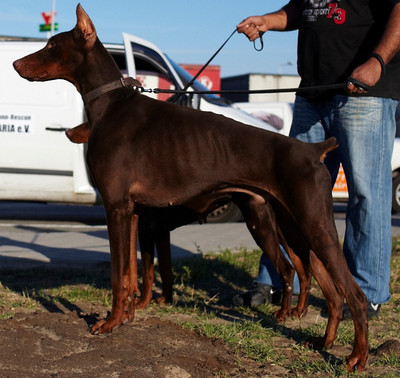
76, 3, 97, 45
65, 122, 90, 144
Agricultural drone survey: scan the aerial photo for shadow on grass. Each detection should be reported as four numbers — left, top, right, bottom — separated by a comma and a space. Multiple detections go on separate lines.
166, 252, 347, 369
0, 262, 111, 317
0, 249, 337, 363
0, 261, 112, 293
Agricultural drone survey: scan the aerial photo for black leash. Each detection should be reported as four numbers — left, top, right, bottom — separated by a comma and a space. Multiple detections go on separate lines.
138, 82, 347, 96
169, 28, 267, 103
134, 28, 358, 98
180, 29, 238, 93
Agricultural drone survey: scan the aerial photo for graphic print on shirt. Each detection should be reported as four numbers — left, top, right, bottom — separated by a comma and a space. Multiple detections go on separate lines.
303, 0, 346, 24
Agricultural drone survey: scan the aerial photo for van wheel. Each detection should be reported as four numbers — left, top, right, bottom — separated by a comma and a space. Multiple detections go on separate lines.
392, 175, 400, 213
206, 202, 242, 223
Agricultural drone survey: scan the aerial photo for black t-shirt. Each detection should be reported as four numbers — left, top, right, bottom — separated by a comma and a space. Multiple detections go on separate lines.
291, 0, 400, 100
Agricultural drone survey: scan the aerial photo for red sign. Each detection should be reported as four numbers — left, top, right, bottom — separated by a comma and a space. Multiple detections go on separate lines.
180, 64, 221, 92
41, 11, 56, 26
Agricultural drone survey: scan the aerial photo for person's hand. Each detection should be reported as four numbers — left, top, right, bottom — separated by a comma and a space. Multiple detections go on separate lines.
347, 57, 383, 94
237, 16, 267, 41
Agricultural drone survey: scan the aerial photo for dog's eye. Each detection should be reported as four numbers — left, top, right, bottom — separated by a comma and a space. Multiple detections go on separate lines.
47, 40, 56, 49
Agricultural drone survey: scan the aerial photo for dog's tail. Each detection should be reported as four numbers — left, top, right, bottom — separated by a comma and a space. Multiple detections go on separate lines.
314, 137, 339, 162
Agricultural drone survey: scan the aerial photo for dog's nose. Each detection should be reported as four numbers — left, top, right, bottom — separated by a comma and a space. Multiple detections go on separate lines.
13, 59, 22, 71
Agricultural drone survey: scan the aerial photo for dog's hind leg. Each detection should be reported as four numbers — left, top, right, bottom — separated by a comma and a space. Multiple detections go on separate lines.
90, 204, 139, 334
289, 185, 368, 372
306, 236, 368, 372
236, 195, 295, 322
283, 242, 311, 319
305, 251, 343, 349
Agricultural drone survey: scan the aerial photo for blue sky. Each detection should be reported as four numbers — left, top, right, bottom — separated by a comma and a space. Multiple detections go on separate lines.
1, 1, 298, 77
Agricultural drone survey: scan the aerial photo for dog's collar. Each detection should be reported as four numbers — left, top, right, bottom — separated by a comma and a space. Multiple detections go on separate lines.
83, 77, 141, 104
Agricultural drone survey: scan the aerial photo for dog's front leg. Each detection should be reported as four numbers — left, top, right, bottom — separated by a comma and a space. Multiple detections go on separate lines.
90, 205, 138, 334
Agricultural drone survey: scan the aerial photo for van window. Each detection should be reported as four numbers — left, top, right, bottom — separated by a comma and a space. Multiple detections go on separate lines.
110, 51, 127, 76
134, 54, 175, 101
110, 49, 175, 101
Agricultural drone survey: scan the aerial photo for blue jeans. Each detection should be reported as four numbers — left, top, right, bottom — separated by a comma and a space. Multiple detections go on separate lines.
256, 95, 396, 304
256, 247, 300, 294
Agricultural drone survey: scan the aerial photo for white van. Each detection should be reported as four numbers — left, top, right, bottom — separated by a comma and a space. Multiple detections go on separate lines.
0, 33, 276, 221
235, 101, 400, 212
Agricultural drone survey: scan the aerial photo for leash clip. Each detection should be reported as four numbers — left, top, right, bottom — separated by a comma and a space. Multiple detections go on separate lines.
138, 87, 153, 93
253, 31, 264, 52
120, 77, 127, 87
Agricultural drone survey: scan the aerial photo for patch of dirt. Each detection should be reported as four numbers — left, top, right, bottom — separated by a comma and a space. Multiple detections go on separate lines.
0, 304, 269, 378
0, 301, 399, 377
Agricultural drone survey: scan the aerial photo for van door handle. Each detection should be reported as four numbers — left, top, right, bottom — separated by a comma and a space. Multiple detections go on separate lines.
45, 126, 69, 132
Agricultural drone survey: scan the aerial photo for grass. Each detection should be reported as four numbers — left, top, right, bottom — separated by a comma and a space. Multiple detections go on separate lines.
0, 242, 399, 376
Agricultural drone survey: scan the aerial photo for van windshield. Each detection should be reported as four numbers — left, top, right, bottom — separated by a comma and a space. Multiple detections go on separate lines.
166, 56, 230, 106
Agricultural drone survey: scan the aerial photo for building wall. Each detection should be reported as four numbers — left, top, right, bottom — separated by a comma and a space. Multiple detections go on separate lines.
219, 74, 249, 103
249, 74, 300, 103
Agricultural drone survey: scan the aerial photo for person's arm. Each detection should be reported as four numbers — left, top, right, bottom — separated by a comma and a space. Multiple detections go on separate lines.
236, 2, 301, 42
348, 3, 400, 93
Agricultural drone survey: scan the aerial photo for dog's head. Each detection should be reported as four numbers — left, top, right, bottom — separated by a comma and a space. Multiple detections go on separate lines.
13, 4, 97, 87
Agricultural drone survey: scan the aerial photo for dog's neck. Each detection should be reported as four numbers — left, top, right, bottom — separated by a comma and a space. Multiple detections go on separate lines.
76, 38, 122, 98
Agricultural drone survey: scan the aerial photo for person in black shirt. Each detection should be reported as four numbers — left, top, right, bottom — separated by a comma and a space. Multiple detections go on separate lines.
233, 0, 400, 319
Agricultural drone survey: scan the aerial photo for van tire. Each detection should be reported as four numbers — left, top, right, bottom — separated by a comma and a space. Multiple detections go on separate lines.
392, 174, 400, 213
206, 202, 242, 223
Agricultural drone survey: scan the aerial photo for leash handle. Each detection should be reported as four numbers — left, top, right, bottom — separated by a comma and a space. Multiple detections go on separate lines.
347, 77, 371, 91
253, 31, 264, 52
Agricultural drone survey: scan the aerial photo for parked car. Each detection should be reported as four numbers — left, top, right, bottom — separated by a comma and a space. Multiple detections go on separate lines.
0, 33, 277, 222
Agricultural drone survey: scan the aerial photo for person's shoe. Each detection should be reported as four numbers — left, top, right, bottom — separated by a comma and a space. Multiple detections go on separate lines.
232, 282, 282, 307
342, 301, 381, 320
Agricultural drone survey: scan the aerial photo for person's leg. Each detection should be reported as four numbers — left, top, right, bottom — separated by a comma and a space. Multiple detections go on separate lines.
255, 249, 300, 294
290, 96, 341, 183
232, 248, 298, 307
329, 96, 396, 308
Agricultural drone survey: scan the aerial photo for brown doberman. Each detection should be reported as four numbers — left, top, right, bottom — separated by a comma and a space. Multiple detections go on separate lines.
66, 123, 308, 319
14, 5, 368, 371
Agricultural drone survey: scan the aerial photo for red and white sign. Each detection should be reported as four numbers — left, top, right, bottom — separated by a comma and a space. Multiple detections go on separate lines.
180, 64, 221, 92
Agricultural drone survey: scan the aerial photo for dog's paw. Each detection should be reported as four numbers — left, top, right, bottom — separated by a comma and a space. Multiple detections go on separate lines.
304, 336, 333, 350
89, 309, 134, 334
345, 353, 367, 372
136, 298, 150, 309
289, 306, 308, 318
156, 294, 172, 305
273, 309, 288, 323
90, 319, 112, 334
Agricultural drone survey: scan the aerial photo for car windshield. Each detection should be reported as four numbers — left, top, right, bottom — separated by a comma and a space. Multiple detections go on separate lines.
166, 56, 230, 106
